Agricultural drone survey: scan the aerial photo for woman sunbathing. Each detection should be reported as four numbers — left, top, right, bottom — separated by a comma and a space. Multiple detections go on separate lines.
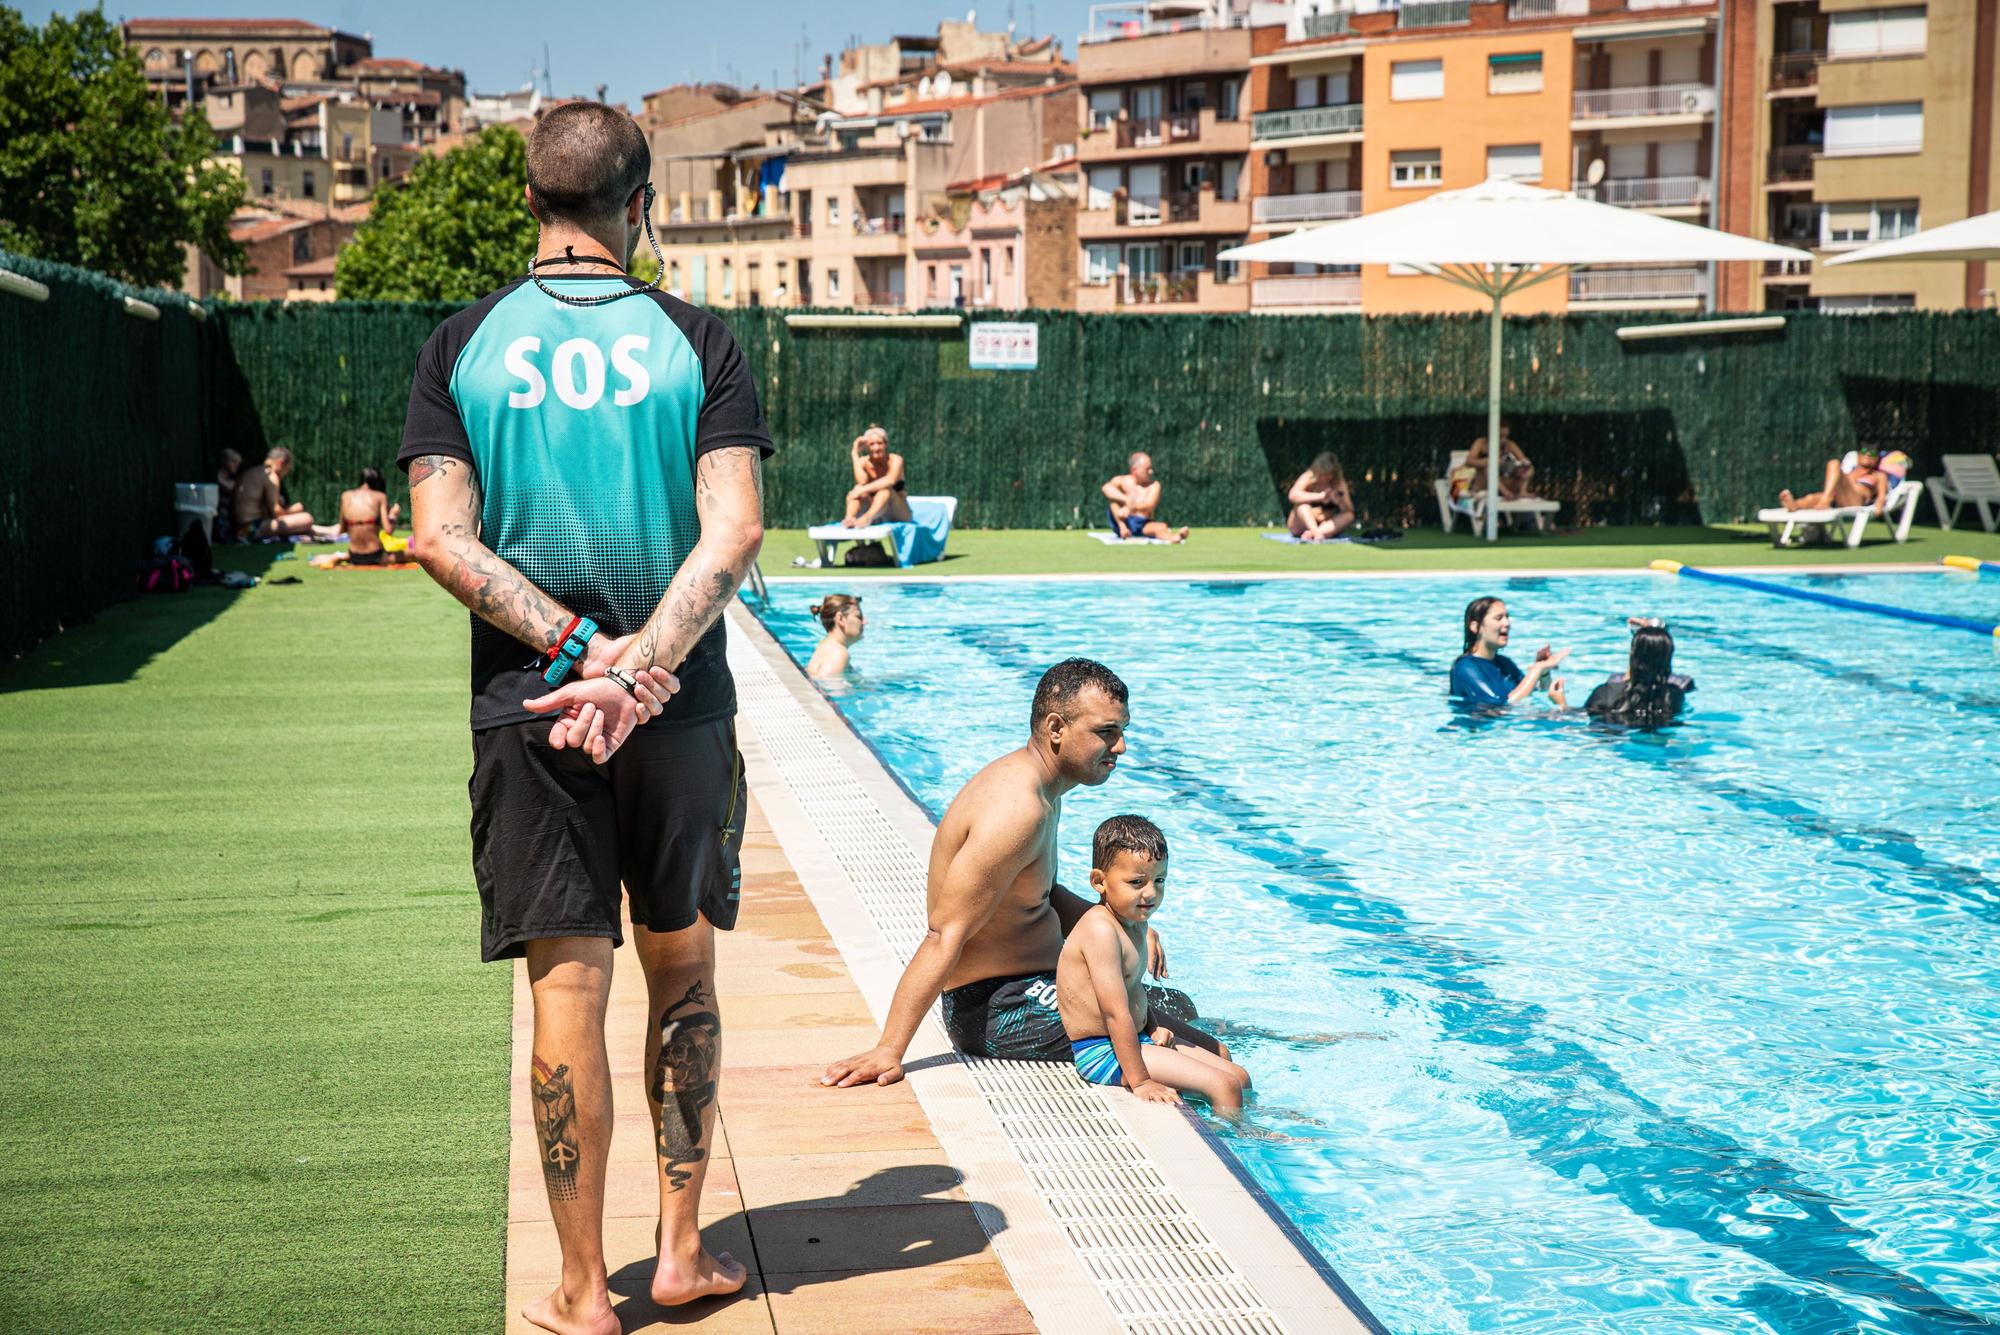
842, 427, 913, 528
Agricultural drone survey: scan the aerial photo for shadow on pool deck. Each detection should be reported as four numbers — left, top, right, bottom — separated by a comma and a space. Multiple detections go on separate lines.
0, 544, 288, 692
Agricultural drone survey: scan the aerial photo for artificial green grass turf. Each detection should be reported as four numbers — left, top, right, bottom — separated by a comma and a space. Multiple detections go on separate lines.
0, 551, 506, 1333
760, 523, 2000, 578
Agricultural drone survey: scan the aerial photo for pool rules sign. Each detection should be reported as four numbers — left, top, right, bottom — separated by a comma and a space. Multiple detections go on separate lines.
969, 322, 1038, 372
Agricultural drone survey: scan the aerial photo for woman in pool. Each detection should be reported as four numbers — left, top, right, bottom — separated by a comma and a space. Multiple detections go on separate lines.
1286, 452, 1355, 541
1584, 624, 1685, 728
805, 594, 866, 679
842, 426, 914, 529
1451, 596, 1567, 707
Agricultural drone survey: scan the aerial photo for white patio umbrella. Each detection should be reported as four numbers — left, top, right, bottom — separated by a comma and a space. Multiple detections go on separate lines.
1823, 207, 2000, 266
1220, 178, 1811, 539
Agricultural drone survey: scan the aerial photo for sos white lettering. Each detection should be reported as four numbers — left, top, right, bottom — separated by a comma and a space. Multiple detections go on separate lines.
504, 335, 651, 410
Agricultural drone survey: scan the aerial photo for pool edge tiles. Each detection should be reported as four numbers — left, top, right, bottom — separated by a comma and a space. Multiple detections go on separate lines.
723, 605, 1385, 1335
761, 561, 1948, 585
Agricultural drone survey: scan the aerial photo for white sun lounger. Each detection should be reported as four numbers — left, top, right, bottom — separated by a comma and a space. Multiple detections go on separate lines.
1757, 479, 1924, 548
1433, 450, 1562, 533
1927, 454, 2000, 533
807, 495, 958, 567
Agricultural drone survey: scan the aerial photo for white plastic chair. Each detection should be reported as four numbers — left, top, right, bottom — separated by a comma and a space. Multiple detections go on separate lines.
1757, 479, 1925, 548
1433, 450, 1561, 533
1927, 454, 2000, 533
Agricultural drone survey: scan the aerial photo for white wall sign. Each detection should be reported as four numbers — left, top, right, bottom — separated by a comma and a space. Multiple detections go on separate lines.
969, 322, 1038, 371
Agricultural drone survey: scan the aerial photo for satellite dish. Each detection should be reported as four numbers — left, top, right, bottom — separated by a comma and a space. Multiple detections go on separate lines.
934, 70, 953, 95
1586, 158, 1606, 186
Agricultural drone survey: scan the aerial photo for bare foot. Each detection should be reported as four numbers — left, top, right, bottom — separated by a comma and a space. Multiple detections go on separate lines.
521, 1284, 618, 1335
653, 1245, 747, 1306
1174, 526, 1190, 543
1779, 489, 1795, 511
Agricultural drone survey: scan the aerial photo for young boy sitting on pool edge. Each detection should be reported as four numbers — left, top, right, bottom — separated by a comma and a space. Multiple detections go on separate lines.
1058, 815, 1251, 1117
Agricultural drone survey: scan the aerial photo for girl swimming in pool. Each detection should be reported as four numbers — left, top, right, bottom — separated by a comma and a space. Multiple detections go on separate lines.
1450, 596, 1568, 708
805, 595, 865, 679
1584, 624, 1685, 728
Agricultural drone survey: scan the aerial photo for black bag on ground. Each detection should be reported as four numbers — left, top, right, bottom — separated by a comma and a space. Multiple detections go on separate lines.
842, 540, 894, 568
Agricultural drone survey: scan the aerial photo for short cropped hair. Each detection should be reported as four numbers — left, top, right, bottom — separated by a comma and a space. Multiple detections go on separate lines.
1030, 658, 1127, 733
1093, 814, 1167, 871
526, 103, 651, 228
266, 446, 294, 467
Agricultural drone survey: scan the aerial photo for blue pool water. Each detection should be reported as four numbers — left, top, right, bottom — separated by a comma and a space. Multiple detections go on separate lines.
757, 571, 2000, 1334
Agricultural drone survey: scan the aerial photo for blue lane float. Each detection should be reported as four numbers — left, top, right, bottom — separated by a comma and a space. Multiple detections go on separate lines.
1942, 554, 2000, 577
1650, 559, 2000, 639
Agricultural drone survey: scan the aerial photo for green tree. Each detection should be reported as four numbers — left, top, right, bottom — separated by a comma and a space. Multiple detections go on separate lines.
0, 6, 245, 287
336, 126, 540, 301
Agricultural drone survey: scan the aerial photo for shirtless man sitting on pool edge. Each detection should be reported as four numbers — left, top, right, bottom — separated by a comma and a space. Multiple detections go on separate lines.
822, 658, 1221, 1088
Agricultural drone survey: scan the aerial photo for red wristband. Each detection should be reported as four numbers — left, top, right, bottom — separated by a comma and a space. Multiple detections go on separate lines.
548, 614, 583, 659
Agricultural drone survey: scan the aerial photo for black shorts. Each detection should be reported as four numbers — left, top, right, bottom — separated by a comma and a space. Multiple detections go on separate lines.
348, 548, 386, 566
939, 970, 1216, 1061
467, 717, 745, 962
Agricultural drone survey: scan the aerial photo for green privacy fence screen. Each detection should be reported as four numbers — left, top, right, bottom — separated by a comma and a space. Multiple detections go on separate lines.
0, 251, 211, 658
201, 303, 2000, 533
6, 278, 2000, 656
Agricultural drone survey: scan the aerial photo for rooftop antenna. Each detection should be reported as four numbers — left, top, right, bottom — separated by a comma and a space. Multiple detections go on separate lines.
540, 42, 553, 98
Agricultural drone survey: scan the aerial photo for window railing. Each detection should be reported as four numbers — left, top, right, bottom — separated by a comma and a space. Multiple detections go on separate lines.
1770, 50, 1824, 89
1762, 259, 1812, 280
1251, 103, 1364, 141
1117, 112, 1203, 148
1399, 0, 1471, 28
1768, 144, 1816, 182
1568, 267, 1704, 301
854, 214, 906, 235
1576, 176, 1712, 208
1572, 83, 1714, 119
1508, 0, 1587, 16
1252, 274, 1361, 306
1119, 274, 1200, 304
1252, 190, 1362, 225
1303, 10, 1352, 37
1081, 11, 1247, 43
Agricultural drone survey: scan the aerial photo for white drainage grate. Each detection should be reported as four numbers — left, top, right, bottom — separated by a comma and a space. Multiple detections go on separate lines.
727, 626, 1303, 1335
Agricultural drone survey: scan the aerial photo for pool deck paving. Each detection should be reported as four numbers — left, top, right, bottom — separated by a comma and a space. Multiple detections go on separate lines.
502, 791, 1040, 1335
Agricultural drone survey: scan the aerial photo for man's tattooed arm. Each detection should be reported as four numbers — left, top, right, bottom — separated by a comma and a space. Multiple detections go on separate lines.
651, 982, 721, 1192
406, 453, 571, 653
618, 446, 765, 674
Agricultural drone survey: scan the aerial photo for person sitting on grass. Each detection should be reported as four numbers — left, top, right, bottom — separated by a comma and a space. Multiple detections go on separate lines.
1102, 451, 1189, 544
842, 426, 913, 528
1058, 815, 1250, 1117
1779, 446, 1888, 514
805, 594, 865, 679
229, 446, 338, 541
1465, 421, 1535, 500
1451, 596, 1567, 708
1584, 623, 1686, 728
1286, 452, 1355, 541
314, 467, 411, 567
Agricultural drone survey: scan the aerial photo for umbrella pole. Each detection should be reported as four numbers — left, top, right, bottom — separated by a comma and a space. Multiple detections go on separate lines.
1486, 291, 1503, 542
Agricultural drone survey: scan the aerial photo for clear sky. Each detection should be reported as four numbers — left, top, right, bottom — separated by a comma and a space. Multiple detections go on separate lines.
49, 0, 1101, 106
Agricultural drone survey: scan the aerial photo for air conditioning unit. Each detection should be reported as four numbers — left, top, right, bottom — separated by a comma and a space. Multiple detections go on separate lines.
1681, 88, 1716, 115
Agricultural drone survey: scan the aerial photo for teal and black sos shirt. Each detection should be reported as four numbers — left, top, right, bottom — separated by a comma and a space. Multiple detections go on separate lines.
398, 277, 773, 731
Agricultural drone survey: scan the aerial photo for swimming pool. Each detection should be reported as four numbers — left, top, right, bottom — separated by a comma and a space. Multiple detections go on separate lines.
756, 570, 1999, 1335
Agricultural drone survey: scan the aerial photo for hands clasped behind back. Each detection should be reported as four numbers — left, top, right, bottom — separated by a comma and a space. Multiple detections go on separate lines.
522, 630, 681, 764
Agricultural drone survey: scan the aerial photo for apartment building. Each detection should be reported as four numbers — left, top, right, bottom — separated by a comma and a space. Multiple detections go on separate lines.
912, 164, 1082, 309
1075, 1, 1255, 312
200, 82, 418, 206
648, 21, 1075, 310
1720, 0, 1999, 312
1246, 0, 1720, 315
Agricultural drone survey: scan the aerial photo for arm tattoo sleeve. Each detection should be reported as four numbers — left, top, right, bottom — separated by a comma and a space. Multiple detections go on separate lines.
651, 982, 720, 1192
410, 454, 567, 652
530, 1056, 581, 1201
620, 449, 762, 672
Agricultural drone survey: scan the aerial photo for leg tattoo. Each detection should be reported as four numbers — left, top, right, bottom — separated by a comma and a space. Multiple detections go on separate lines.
530, 1055, 581, 1202
652, 982, 720, 1192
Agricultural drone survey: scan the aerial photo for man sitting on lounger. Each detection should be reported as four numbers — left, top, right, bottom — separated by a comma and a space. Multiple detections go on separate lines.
1102, 452, 1189, 544
821, 658, 1222, 1088
1780, 447, 1889, 514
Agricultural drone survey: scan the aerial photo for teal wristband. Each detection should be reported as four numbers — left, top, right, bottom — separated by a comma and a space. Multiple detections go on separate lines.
542, 617, 599, 686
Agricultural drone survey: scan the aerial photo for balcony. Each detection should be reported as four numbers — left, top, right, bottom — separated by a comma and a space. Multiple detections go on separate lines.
1508, 0, 1587, 15
1118, 272, 1202, 305
1568, 266, 1703, 303
854, 215, 906, 236
1085, 189, 1250, 236
1251, 103, 1363, 144
1576, 175, 1711, 210
1767, 144, 1816, 185
1081, 106, 1249, 161
1118, 111, 1203, 149
1252, 274, 1361, 307
1081, 10, 1246, 43
1398, 0, 1471, 26
1302, 10, 1352, 37
1078, 9, 1250, 81
1572, 83, 1715, 121
1253, 190, 1362, 226
1762, 259, 1812, 284
1770, 50, 1823, 91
